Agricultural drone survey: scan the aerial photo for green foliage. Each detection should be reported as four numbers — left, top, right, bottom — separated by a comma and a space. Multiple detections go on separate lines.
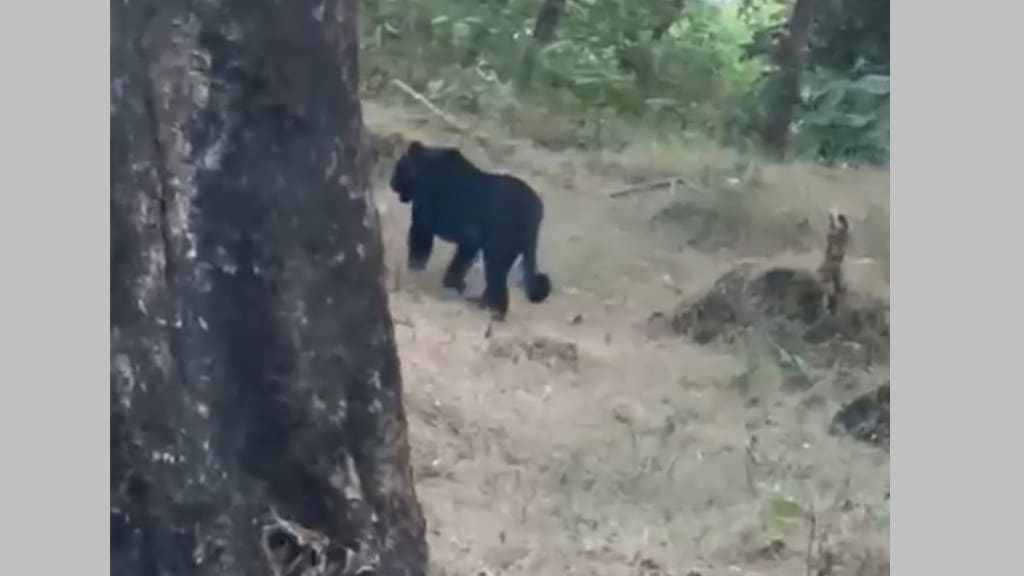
760, 495, 809, 533
810, 0, 890, 73
793, 70, 890, 165
360, 0, 889, 165
769, 496, 805, 521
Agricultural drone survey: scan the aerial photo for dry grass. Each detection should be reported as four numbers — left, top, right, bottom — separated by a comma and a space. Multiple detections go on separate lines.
363, 100, 890, 576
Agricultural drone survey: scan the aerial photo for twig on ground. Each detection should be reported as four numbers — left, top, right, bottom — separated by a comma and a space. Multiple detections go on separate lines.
694, 526, 711, 561
744, 435, 760, 495
608, 178, 678, 198
608, 176, 701, 198
390, 79, 470, 133
520, 475, 539, 524
805, 501, 817, 576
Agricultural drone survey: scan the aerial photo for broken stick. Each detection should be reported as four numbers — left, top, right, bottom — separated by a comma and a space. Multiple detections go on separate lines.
608, 178, 678, 198
390, 79, 470, 133
817, 208, 851, 314
608, 175, 700, 198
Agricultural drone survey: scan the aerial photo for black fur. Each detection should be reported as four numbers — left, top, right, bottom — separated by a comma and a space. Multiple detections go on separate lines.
390, 141, 552, 320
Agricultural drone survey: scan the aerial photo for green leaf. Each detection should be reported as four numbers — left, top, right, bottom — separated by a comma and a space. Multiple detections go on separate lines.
539, 39, 572, 57
813, 83, 848, 112
853, 74, 890, 95
645, 97, 680, 108
452, 20, 472, 43
843, 112, 875, 128
769, 497, 805, 520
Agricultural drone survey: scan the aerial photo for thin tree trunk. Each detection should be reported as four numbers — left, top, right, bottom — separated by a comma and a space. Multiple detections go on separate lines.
110, 1, 427, 575
615, 1, 684, 89
519, 0, 566, 87
762, 0, 818, 158
651, 0, 686, 41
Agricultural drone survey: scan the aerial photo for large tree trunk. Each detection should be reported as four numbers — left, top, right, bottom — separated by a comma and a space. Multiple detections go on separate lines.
518, 0, 566, 87
762, 0, 818, 158
110, 1, 427, 575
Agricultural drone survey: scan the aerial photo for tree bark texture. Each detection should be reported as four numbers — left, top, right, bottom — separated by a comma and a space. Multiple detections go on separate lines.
762, 0, 818, 157
110, 1, 427, 575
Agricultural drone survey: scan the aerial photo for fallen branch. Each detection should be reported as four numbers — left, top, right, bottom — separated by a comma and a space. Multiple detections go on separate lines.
390, 79, 470, 133
608, 176, 700, 198
608, 178, 678, 198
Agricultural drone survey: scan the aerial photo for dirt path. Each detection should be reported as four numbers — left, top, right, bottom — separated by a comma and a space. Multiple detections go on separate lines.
364, 101, 891, 576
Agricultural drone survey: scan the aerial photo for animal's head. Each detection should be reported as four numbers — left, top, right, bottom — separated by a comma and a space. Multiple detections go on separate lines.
390, 140, 427, 204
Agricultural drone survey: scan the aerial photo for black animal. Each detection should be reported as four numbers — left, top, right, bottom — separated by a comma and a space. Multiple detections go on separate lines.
389, 141, 552, 320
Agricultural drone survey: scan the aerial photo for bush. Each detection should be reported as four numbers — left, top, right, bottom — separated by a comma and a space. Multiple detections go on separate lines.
360, 0, 889, 166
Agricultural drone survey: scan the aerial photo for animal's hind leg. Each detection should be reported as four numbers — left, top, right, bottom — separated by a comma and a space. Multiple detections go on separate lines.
442, 242, 479, 294
480, 247, 517, 321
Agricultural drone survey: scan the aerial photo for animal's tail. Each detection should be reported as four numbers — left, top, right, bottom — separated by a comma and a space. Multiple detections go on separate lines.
521, 223, 552, 304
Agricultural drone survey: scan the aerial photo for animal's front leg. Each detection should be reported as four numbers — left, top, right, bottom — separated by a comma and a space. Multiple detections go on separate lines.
407, 224, 434, 271
442, 242, 479, 294
407, 205, 434, 271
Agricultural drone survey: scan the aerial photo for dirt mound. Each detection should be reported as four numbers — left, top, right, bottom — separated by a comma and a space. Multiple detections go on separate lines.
830, 383, 890, 448
666, 264, 824, 343
661, 263, 889, 366
804, 297, 890, 364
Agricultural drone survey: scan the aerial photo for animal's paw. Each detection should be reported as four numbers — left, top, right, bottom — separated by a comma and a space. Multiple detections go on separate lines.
408, 258, 428, 271
442, 277, 466, 294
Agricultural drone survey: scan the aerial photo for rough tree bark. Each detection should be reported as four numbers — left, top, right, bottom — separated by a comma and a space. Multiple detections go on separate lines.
110, 1, 427, 575
518, 0, 567, 87
761, 0, 818, 158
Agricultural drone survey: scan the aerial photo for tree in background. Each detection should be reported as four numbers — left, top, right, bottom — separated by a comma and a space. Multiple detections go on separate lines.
760, 0, 818, 157
519, 0, 567, 87
359, 0, 889, 163
110, 0, 427, 574
751, 0, 890, 162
